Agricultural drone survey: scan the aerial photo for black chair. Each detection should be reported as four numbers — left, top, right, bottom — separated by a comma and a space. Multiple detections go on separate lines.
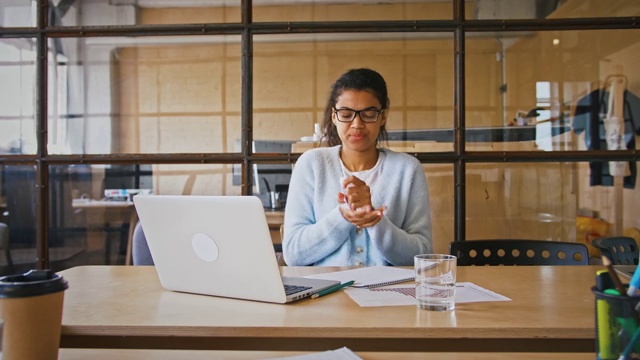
591, 236, 639, 265
450, 239, 590, 266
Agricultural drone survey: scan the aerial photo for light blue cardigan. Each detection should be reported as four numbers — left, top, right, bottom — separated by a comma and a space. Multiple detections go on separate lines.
282, 146, 432, 266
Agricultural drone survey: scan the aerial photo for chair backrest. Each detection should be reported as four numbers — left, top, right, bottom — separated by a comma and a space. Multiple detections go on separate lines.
450, 239, 590, 266
132, 222, 154, 266
591, 236, 639, 265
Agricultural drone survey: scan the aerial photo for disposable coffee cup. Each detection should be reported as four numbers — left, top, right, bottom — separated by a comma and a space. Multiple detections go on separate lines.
0, 269, 68, 360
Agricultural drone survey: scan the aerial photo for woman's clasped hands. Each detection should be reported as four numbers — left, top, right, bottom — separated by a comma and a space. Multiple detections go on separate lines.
337, 176, 386, 229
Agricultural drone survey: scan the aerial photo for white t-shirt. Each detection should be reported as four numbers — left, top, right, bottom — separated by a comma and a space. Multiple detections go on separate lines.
339, 150, 386, 210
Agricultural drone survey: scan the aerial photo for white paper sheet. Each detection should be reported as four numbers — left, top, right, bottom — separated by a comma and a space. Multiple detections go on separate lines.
262, 347, 362, 360
343, 282, 511, 307
304, 266, 416, 288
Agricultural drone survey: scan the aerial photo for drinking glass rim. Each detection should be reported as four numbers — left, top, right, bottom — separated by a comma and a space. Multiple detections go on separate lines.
414, 254, 456, 260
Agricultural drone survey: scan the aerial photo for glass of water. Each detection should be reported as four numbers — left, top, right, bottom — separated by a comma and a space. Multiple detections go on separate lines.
414, 254, 457, 311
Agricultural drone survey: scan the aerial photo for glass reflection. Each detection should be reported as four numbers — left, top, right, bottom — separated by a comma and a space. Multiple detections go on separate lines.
40, 0, 640, 26
48, 0, 240, 27
466, 29, 640, 152
0, 39, 37, 155
548, 0, 640, 19
253, 33, 455, 152
253, 0, 457, 22
30, 163, 241, 272
465, 162, 640, 254
0, 165, 37, 276
423, 164, 454, 254
465, 0, 640, 20
47, 36, 242, 155
466, 162, 577, 242
0, 1, 34, 27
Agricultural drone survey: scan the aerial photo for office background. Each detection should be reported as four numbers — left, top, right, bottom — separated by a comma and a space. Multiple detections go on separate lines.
0, 0, 638, 274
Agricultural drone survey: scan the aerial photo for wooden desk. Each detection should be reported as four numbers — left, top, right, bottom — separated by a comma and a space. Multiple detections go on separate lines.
59, 265, 597, 352
58, 349, 594, 359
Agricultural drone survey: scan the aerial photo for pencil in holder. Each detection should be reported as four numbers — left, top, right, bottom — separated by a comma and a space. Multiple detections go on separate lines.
593, 286, 640, 360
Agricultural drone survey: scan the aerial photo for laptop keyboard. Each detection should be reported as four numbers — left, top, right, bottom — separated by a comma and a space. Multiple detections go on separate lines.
284, 284, 312, 296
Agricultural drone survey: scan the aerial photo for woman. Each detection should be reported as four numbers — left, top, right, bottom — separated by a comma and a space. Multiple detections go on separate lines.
282, 68, 432, 266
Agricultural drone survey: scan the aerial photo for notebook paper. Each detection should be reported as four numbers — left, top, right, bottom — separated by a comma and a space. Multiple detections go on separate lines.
263, 347, 362, 360
304, 266, 416, 288
343, 282, 512, 307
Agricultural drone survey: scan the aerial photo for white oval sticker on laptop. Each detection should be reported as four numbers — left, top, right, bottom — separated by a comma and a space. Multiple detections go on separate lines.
191, 233, 219, 262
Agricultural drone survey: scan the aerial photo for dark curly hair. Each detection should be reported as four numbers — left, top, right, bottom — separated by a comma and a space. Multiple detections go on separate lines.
321, 68, 389, 147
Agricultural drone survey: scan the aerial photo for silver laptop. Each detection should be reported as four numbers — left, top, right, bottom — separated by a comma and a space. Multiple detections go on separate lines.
133, 195, 340, 303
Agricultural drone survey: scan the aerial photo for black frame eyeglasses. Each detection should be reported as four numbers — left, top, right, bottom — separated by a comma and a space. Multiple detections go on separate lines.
333, 107, 383, 123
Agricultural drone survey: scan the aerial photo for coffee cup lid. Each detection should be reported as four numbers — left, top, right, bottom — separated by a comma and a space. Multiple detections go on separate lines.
0, 269, 68, 298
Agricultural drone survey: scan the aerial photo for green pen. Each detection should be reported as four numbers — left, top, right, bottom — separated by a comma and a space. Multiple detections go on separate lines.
311, 280, 355, 299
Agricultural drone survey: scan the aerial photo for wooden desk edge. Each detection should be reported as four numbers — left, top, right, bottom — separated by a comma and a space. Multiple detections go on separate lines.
60, 334, 594, 353
61, 325, 594, 352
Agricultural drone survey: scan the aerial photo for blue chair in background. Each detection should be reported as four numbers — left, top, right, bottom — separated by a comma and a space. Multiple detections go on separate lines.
131, 222, 154, 266
591, 236, 639, 265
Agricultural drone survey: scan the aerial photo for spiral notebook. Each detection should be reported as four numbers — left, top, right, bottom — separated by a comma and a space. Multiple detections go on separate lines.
304, 266, 417, 288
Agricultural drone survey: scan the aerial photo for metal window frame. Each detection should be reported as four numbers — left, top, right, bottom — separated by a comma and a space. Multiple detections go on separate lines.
0, 0, 637, 268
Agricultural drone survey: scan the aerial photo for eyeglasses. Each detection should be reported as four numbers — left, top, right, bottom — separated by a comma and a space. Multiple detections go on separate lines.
333, 107, 383, 123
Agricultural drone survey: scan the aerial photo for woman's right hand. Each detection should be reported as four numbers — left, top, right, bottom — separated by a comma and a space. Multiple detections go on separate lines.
338, 176, 386, 228
339, 203, 386, 229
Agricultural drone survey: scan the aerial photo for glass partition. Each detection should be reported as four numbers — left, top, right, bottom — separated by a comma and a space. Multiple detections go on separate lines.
1, 165, 37, 276
2, 0, 638, 270
49, 0, 241, 27
465, 161, 640, 257
253, 33, 455, 153
253, 0, 459, 22
249, 160, 293, 210
466, 162, 576, 242
47, 35, 242, 155
425, 163, 454, 254
44, 163, 241, 272
0, 39, 37, 155
576, 160, 640, 242
547, 0, 640, 19
0, 1, 34, 27
465, 0, 640, 20
14, 1, 640, 28
465, 28, 640, 152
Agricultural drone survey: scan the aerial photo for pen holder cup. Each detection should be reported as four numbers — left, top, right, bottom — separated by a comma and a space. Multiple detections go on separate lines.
593, 286, 640, 360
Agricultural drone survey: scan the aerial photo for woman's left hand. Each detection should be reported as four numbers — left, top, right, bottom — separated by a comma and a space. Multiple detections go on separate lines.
339, 203, 387, 229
